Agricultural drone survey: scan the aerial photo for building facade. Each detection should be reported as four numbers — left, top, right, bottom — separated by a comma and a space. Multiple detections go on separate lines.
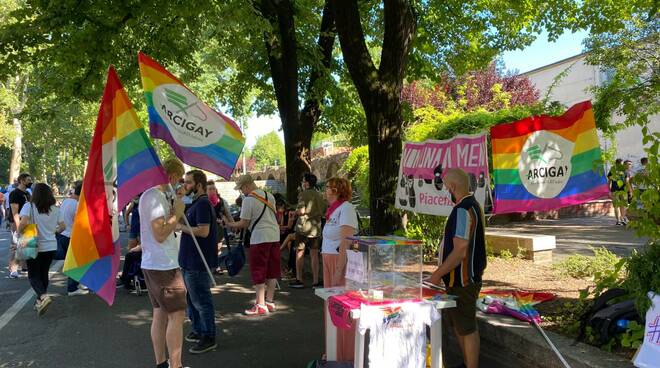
521, 53, 659, 168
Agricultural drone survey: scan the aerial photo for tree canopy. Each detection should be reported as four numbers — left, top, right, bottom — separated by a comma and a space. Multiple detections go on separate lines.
251, 131, 285, 170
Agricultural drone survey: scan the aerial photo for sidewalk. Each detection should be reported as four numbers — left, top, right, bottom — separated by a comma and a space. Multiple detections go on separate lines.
487, 216, 648, 260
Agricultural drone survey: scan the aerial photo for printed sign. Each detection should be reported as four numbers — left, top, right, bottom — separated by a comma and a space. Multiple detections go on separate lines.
634, 292, 660, 367
395, 133, 489, 216
346, 250, 367, 284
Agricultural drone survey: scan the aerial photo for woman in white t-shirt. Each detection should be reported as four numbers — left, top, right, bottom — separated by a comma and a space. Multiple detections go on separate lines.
321, 177, 358, 288
18, 183, 64, 316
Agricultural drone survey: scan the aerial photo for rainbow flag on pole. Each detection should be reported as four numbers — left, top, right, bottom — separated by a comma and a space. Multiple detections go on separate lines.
64, 66, 168, 305
491, 101, 609, 214
138, 52, 245, 178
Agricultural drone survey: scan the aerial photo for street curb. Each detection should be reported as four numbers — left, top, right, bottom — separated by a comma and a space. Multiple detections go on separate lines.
476, 312, 634, 368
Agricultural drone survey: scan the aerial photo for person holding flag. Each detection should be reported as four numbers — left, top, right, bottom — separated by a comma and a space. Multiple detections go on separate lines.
178, 169, 218, 354
139, 158, 187, 368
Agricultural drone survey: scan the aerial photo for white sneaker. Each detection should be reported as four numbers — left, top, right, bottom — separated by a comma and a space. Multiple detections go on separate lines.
68, 289, 89, 296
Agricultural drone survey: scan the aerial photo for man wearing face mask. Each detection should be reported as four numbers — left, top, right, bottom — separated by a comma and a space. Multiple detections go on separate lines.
8, 173, 33, 279
427, 168, 486, 368
178, 170, 218, 354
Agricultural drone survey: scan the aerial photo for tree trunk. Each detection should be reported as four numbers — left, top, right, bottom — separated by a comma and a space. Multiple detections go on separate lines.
332, 0, 415, 235
258, 0, 336, 204
9, 116, 22, 183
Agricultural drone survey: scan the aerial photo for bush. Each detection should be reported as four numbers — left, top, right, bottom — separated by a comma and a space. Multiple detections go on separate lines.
624, 240, 660, 314
553, 247, 622, 279
398, 212, 446, 262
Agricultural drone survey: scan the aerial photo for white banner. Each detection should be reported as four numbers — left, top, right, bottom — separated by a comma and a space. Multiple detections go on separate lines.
634, 292, 660, 367
395, 133, 490, 216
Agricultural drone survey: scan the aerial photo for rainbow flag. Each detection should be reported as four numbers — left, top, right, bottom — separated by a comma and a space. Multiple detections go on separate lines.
491, 101, 609, 214
64, 66, 168, 305
138, 52, 245, 178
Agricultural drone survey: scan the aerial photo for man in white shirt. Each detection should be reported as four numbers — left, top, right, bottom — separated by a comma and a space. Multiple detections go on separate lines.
225, 174, 280, 316
56, 181, 88, 296
139, 158, 186, 368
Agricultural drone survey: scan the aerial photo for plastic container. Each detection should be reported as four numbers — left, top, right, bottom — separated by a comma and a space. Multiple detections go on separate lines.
344, 236, 423, 301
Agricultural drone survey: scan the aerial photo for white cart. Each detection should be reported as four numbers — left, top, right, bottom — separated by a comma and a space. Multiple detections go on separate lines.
315, 287, 456, 368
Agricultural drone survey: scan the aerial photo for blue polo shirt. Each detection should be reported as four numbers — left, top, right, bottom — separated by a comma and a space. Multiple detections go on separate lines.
179, 195, 218, 271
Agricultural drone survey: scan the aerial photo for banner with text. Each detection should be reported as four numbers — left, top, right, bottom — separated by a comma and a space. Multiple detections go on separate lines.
395, 133, 489, 216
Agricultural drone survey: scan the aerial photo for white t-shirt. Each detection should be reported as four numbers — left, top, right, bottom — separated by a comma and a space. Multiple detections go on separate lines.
321, 201, 358, 254
358, 302, 440, 368
139, 187, 179, 270
19, 203, 60, 252
59, 197, 78, 237
240, 190, 279, 245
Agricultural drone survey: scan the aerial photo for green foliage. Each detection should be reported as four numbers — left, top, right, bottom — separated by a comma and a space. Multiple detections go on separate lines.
498, 249, 514, 260
251, 131, 285, 170
340, 145, 370, 206
624, 241, 660, 315
400, 213, 446, 261
406, 103, 556, 142
553, 247, 622, 279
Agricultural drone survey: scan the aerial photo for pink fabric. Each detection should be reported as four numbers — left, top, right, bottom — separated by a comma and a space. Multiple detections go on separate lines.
325, 199, 346, 221
208, 192, 220, 207
328, 294, 362, 330
322, 254, 354, 362
493, 184, 610, 213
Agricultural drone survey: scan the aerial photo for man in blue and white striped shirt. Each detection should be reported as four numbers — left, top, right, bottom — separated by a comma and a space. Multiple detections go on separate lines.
428, 168, 486, 368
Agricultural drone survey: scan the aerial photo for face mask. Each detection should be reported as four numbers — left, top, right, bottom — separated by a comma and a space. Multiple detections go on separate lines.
26, 182, 33, 189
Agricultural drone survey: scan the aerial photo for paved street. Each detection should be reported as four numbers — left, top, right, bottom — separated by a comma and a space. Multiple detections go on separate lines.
488, 215, 648, 260
2, 215, 632, 368
0, 229, 324, 368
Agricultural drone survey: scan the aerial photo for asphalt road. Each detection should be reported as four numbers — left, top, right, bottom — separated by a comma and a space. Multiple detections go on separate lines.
0, 228, 325, 368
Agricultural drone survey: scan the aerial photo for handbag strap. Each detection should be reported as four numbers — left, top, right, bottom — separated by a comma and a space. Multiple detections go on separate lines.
249, 191, 274, 233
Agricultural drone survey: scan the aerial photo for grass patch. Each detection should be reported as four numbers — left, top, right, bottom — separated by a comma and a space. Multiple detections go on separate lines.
553, 247, 622, 279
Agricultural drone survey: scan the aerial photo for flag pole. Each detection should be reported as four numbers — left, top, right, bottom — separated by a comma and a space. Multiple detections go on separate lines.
168, 184, 218, 287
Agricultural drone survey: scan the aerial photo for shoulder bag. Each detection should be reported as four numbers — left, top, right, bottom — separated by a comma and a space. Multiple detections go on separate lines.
16, 204, 39, 261
242, 192, 272, 249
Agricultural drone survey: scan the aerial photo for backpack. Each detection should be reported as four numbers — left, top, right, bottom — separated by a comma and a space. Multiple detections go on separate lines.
575, 288, 643, 345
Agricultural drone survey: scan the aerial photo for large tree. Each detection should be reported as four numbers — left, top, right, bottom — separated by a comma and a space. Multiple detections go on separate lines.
330, 0, 647, 234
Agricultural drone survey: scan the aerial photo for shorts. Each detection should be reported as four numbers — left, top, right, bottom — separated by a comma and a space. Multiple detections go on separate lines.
295, 234, 320, 251
446, 282, 482, 336
143, 269, 187, 312
248, 242, 280, 285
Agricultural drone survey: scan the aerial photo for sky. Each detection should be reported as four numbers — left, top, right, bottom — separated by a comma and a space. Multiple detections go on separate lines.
242, 29, 589, 149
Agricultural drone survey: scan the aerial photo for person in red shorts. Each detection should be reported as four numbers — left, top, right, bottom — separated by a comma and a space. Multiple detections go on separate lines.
225, 175, 280, 316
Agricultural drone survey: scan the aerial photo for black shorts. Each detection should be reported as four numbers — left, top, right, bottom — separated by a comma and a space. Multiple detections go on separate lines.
447, 282, 482, 336
295, 234, 320, 251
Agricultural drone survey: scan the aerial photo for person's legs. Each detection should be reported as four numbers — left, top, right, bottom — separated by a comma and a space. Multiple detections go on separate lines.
322, 254, 336, 288
182, 270, 201, 335
166, 310, 185, 367
26, 256, 46, 298
183, 269, 215, 339
58, 236, 80, 292
8, 224, 18, 274
265, 279, 277, 302
39, 251, 54, 293
151, 308, 169, 366
255, 283, 266, 306
310, 247, 320, 285
295, 246, 305, 282
462, 330, 480, 368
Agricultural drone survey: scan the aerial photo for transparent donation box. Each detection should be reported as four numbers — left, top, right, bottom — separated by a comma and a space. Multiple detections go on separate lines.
345, 236, 423, 301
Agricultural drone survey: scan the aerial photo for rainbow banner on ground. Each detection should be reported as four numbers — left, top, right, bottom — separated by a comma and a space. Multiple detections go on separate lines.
64, 67, 168, 305
491, 101, 609, 214
138, 52, 245, 179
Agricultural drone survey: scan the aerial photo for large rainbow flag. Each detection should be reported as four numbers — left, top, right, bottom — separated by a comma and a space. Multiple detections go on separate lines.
491, 101, 609, 214
64, 66, 169, 305
138, 52, 245, 178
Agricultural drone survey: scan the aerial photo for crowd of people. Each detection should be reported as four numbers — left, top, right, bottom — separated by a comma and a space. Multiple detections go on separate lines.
0, 155, 650, 368
606, 157, 649, 225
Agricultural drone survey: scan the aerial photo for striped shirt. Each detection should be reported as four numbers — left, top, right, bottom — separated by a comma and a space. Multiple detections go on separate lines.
441, 195, 486, 287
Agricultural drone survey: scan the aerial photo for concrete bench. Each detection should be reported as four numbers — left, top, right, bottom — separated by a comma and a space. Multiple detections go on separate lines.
485, 231, 556, 264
